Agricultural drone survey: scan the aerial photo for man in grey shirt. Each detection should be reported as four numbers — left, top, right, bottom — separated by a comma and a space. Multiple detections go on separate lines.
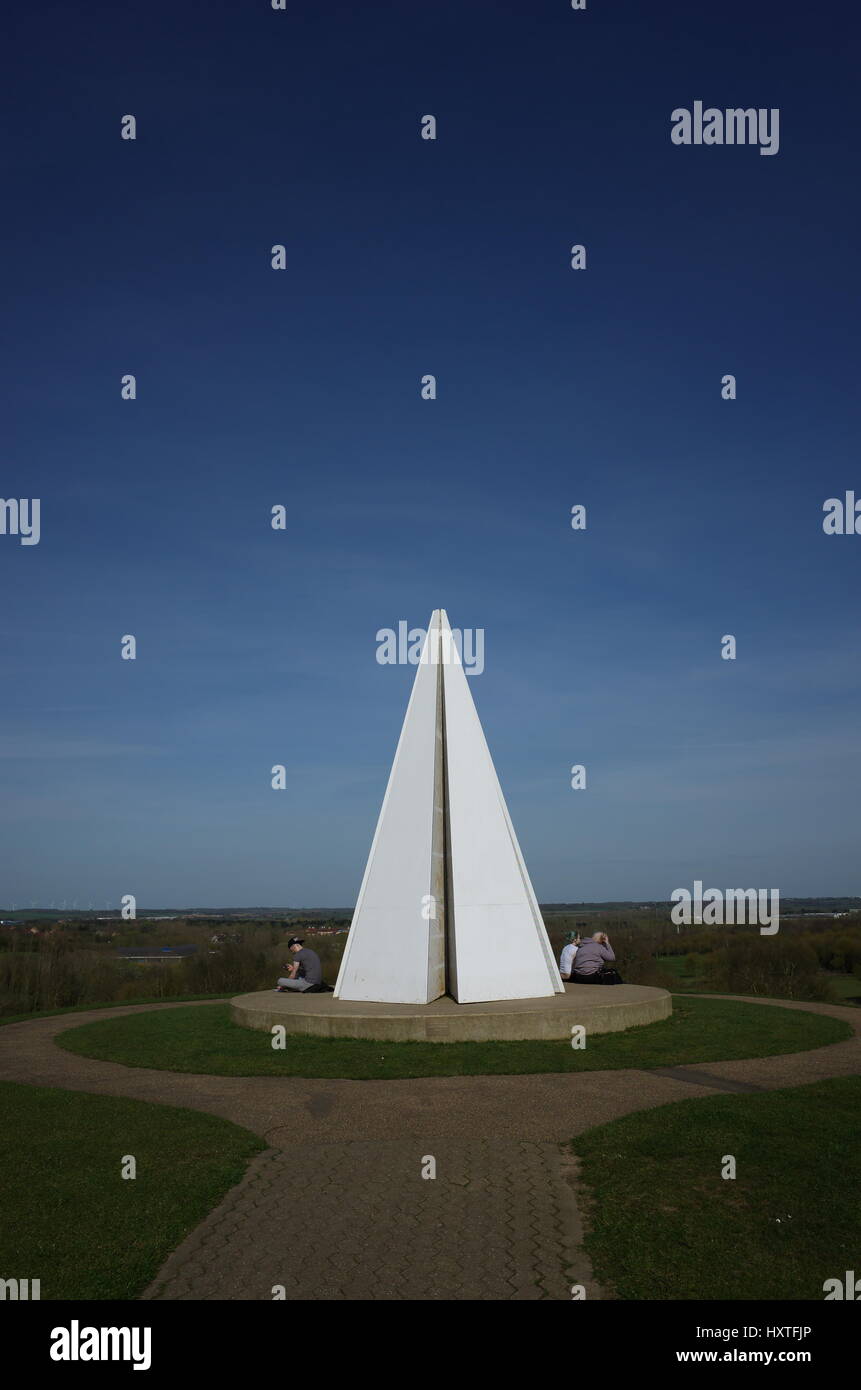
570, 932, 615, 981
276, 936, 323, 992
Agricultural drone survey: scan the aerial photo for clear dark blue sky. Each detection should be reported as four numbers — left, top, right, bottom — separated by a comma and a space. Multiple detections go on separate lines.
2, 0, 859, 907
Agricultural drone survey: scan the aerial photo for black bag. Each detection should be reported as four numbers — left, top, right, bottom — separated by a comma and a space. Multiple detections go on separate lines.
598, 968, 623, 986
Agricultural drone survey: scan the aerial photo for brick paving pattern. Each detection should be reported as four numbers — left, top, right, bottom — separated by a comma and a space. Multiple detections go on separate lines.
143, 1139, 596, 1301
1, 994, 858, 1300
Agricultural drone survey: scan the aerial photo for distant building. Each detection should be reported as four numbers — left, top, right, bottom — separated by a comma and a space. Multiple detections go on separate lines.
115, 945, 199, 963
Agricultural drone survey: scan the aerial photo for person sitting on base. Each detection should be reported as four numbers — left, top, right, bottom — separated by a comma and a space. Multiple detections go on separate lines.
559, 932, 581, 981
570, 932, 622, 985
276, 936, 323, 992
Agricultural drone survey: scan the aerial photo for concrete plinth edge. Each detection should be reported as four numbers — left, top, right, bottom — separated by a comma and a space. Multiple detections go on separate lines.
230, 984, 672, 1043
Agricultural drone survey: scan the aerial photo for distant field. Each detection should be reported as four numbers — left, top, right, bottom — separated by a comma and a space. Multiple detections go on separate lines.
55, 997, 851, 1080
828, 973, 861, 1003
656, 954, 708, 985
655, 955, 860, 1006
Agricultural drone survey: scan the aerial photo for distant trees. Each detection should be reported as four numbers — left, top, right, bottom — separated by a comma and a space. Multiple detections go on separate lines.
2, 912, 860, 1018
704, 938, 831, 1001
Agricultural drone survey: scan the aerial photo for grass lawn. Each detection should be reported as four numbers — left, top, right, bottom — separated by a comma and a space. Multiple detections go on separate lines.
54, 996, 851, 1079
655, 954, 709, 988
827, 973, 861, 1004
0, 1080, 264, 1299
574, 1075, 861, 1300
0, 994, 236, 1027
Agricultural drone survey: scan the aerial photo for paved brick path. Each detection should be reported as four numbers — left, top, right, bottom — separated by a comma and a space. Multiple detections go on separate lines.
143, 1140, 596, 1301
1, 994, 858, 1301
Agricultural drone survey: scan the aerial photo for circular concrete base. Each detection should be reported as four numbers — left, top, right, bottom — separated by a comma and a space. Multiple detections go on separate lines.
230, 984, 671, 1043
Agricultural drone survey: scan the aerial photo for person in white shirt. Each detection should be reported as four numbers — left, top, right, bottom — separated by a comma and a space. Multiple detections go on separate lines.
559, 932, 581, 980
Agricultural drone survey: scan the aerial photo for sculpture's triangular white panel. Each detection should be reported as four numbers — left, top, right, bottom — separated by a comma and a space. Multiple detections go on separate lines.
336, 609, 561, 1006
334, 617, 445, 1003
439, 611, 563, 1003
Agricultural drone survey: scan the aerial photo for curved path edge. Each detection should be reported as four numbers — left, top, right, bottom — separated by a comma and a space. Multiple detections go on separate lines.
2, 994, 858, 1301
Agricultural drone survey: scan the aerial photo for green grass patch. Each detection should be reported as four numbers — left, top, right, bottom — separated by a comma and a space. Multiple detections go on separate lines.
0, 1080, 264, 1299
826, 974, 861, 1004
0, 994, 235, 1027
575, 1076, 861, 1300
655, 954, 709, 988
655, 955, 693, 977
55, 996, 851, 1079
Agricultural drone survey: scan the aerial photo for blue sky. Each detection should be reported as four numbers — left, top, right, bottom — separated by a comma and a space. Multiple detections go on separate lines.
2, 0, 859, 907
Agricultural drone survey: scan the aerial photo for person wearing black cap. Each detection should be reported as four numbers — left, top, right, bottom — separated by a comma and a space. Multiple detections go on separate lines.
276, 937, 323, 992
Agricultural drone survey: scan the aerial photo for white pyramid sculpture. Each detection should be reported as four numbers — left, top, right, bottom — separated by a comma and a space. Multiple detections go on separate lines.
335, 610, 563, 1005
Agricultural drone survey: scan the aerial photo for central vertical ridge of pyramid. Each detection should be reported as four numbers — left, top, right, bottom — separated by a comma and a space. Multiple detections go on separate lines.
334, 610, 563, 1005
